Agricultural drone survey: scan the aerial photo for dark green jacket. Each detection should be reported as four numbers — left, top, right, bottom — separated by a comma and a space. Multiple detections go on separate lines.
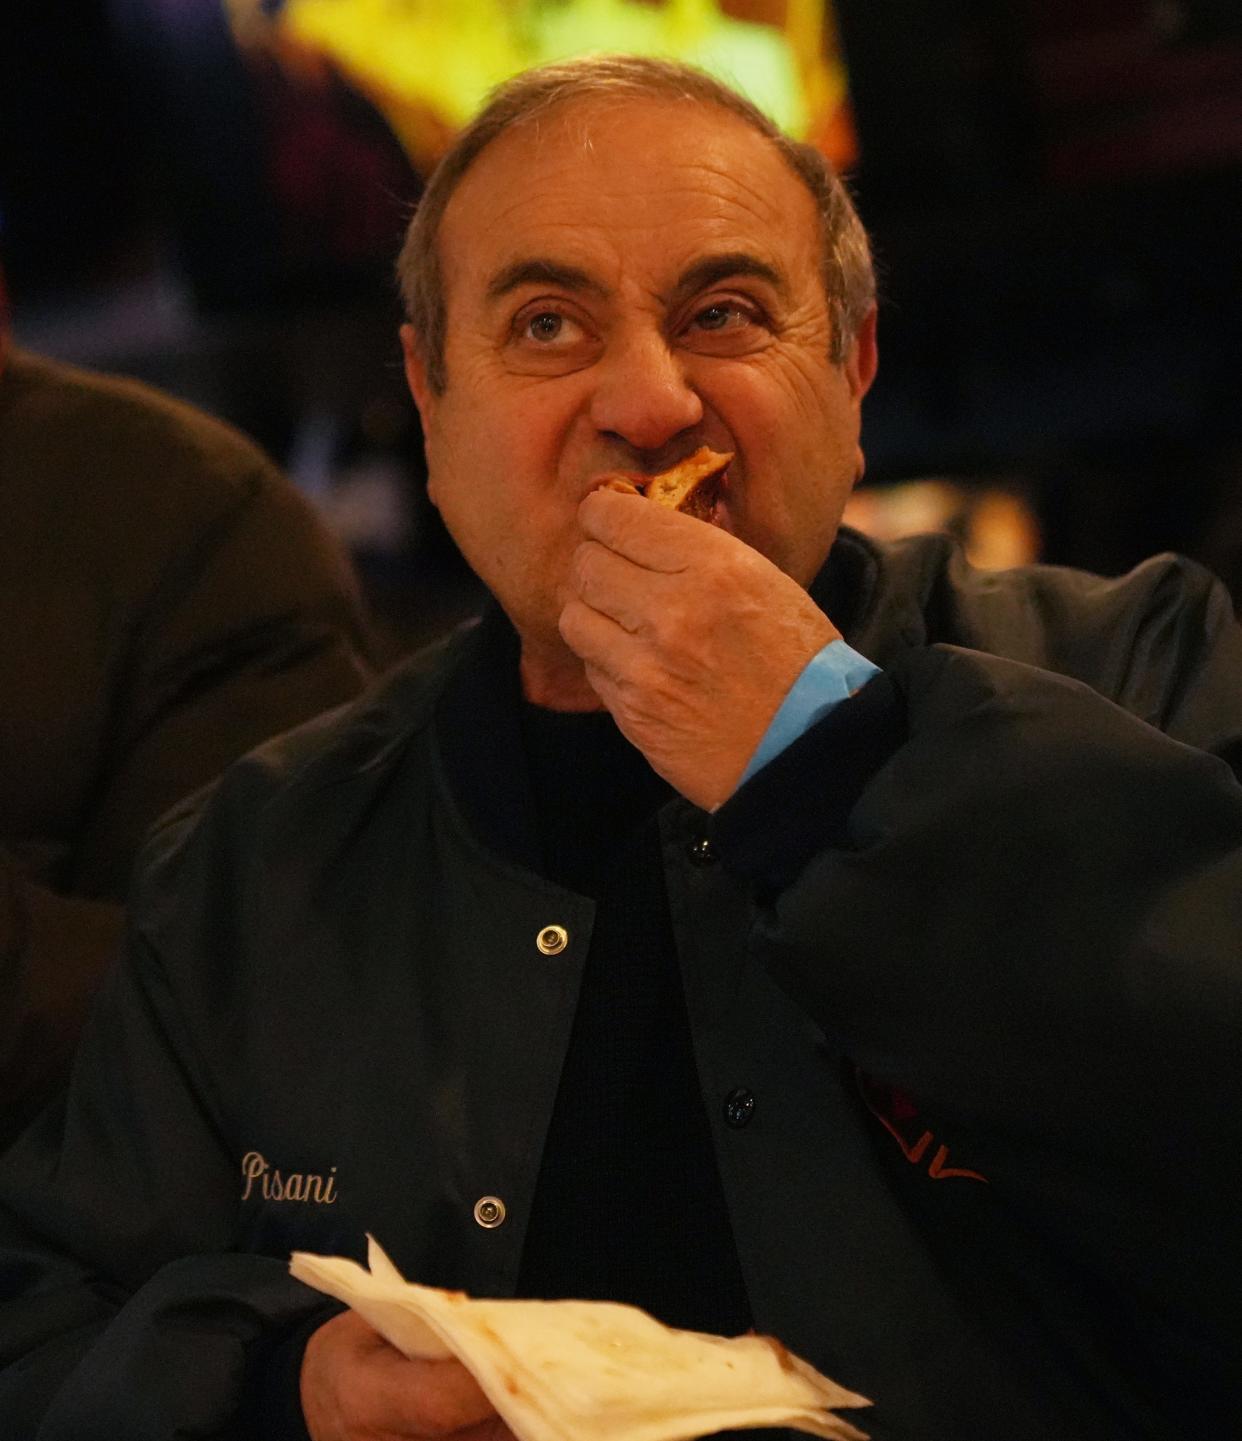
1, 530, 1240, 1440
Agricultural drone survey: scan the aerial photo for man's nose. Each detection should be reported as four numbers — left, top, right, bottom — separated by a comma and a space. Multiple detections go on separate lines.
588, 331, 703, 450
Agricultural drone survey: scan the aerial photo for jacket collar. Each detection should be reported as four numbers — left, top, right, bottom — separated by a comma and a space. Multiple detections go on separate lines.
433, 607, 545, 875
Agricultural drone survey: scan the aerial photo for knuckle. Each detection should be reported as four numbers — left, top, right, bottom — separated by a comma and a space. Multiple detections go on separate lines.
652, 595, 691, 648
628, 656, 667, 704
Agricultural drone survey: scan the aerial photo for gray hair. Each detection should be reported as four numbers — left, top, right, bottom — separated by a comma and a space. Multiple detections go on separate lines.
396, 53, 875, 393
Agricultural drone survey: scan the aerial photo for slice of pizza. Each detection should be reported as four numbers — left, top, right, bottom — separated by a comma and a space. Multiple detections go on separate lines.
291, 1237, 871, 1441
601, 446, 733, 521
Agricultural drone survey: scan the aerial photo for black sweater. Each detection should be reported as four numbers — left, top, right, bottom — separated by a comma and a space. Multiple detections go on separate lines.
516, 705, 752, 1337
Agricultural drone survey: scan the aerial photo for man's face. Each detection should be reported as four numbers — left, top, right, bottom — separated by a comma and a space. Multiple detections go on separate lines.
403, 96, 876, 665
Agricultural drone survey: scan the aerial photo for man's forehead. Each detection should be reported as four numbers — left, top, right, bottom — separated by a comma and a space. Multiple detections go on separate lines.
545, 94, 778, 164
439, 95, 816, 294
470, 90, 768, 171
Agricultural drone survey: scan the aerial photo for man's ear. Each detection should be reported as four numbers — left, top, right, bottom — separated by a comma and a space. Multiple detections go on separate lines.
400, 323, 435, 418
844, 304, 878, 405
400, 323, 444, 508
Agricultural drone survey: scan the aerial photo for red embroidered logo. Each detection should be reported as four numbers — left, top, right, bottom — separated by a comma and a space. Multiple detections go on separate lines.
856, 1071, 989, 1184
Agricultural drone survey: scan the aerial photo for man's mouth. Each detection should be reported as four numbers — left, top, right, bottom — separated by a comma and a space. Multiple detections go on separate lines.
592, 445, 733, 524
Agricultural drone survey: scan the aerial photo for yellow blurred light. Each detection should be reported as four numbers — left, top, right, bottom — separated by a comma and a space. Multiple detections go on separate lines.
228, 0, 858, 173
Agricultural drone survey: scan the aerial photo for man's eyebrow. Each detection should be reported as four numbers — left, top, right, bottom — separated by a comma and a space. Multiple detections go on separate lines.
673, 253, 790, 302
485, 259, 609, 304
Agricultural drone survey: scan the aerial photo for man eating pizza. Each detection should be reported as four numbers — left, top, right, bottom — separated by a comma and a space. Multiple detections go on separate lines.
1, 53, 1241, 1441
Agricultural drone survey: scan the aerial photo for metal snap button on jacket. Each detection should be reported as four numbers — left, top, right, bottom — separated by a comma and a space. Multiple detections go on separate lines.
536, 924, 568, 955
723, 1087, 755, 1129
686, 836, 717, 865
473, 1195, 506, 1228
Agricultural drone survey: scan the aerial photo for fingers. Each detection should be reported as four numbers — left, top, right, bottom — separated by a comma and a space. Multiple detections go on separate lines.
569, 540, 667, 635
378, 1355, 497, 1436
558, 596, 642, 682
302, 1311, 502, 1441
578, 485, 704, 571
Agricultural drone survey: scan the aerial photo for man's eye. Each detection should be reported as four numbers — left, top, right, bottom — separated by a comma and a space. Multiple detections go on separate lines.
681, 297, 773, 354
516, 310, 584, 346
695, 304, 743, 331
527, 312, 564, 341
506, 305, 596, 372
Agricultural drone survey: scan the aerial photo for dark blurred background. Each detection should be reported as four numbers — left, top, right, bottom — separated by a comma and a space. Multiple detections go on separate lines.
2, 0, 1239, 661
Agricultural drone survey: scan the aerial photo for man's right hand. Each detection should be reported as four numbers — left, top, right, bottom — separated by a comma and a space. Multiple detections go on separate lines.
301, 1310, 517, 1441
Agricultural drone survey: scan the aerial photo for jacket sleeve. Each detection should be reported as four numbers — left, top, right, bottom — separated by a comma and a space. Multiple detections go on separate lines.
0, 897, 329, 1439
0, 464, 375, 1148
1115, 553, 1242, 768
715, 643, 1242, 1408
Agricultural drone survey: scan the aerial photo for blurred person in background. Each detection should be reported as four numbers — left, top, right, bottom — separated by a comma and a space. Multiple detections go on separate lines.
0, 271, 375, 1149
1, 55, 1241, 1441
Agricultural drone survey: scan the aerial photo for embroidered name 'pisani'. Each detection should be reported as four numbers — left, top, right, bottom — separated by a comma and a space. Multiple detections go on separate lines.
241, 1150, 338, 1204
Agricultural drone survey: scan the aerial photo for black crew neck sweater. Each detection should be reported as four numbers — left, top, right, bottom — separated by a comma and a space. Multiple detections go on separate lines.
514, 703, 753, 1340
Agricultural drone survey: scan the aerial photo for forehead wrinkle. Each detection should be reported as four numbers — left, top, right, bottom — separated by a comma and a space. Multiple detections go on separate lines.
455, 107, 802, 221
476, 142, 795, 226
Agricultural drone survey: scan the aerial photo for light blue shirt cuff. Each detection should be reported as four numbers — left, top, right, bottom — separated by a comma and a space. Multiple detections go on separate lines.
738, 640, 881, 786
